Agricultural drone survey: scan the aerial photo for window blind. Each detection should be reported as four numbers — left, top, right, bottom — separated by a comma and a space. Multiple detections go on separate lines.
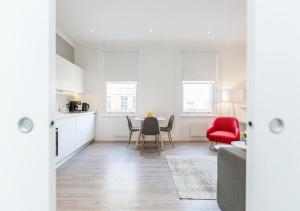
104, 51, 139, 81
180, 52, 217, 81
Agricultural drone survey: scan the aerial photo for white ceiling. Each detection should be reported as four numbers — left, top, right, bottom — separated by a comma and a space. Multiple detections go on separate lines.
57, 0, 246, 45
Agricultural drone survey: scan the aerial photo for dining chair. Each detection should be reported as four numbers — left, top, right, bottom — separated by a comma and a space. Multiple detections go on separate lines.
140, 117, 160, 155
160, 114, 175, 148
126, 115, 140, 147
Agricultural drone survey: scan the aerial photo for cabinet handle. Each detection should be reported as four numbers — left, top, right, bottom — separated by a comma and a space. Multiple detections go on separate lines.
56, 128, 59, 156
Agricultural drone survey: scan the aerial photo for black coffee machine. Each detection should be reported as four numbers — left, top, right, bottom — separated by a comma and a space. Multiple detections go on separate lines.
68, 101, 81, 112
82, 103, 90, 111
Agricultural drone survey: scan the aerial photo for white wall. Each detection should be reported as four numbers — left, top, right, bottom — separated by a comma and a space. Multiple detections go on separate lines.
75, 42, 246, 141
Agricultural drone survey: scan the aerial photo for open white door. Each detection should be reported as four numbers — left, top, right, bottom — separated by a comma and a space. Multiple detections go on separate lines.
248, 0, 300, 210
0, 0, 55, 211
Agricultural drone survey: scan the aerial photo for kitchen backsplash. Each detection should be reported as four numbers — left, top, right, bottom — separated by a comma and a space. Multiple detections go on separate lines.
56, 92, 84, 112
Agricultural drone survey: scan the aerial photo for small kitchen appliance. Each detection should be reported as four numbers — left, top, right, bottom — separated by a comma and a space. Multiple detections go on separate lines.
68, 101, 81, 112
82, 103, 90, 111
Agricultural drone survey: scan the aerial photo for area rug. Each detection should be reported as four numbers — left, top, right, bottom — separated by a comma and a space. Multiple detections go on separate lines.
166, 155, 217, 200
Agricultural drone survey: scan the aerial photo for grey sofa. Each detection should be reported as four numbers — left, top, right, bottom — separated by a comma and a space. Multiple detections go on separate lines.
217, 147, 246, 211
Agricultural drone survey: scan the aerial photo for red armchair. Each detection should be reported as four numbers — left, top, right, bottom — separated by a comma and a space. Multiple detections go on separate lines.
206, 117, 240, 150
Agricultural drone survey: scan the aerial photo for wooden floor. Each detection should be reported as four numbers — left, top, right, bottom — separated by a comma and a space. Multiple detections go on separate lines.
57, 141, 221, 211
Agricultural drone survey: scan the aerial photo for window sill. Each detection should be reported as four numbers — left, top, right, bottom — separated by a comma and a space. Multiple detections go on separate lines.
178, 114, 217, 117
103, 113, 138, 117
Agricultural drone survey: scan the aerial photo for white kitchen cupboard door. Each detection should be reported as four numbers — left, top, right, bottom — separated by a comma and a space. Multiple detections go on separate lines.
56, 118, 77, 163
81, 113, 96, 143
76, 115, 87, 148
76, 114, 96, 148
56, 54, 84, 93
86, 114, 96, 141
73, 65, 84, 93
55, 54, 63, 91
0, 0, 55, 210
247, 0, 300, 210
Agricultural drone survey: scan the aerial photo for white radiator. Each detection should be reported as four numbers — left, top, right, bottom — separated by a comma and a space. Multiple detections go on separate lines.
190, 122, 209, 137
112, 120, 129, 137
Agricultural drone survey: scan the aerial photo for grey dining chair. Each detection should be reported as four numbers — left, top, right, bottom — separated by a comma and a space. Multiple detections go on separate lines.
160, 114, 175, 148
140, 117, 160, 155
126, 115, 140, 147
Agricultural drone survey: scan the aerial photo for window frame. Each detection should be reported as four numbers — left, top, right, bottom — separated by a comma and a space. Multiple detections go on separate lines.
105, 81, 138, 114
181, 81, 215, 116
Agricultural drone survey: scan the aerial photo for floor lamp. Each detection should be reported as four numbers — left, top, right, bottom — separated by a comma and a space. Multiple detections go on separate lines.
221, 90, 235, 117
222, 89, 244, 117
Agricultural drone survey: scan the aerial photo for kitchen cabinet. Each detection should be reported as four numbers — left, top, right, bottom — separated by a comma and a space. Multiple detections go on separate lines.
76, 113, 96, 148
56, 54, 85, 93
55, 117, 77, 163
55, 112, 96, 164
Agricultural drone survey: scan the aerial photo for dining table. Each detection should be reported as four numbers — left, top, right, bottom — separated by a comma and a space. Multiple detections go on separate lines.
134, 116, 167, 150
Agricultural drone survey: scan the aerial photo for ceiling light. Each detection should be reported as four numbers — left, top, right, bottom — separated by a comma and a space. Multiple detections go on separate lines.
207, 30, 211, 35
90, 28, 95, 33
150, 30, 153, 33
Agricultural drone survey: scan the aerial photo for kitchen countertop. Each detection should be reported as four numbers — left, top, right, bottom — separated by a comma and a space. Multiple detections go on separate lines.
56, 111, 97, 120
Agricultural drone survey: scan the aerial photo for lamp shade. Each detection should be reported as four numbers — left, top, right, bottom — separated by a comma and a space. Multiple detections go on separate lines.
222, 90, 231, 102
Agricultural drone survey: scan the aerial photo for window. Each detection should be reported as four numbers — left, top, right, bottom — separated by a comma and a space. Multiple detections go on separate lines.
106, 82, 137, 113
182, 81, 214, 113
120, 96, 128, 111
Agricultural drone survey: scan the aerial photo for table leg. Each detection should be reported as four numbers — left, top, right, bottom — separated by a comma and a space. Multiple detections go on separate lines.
160, 134, 164, 151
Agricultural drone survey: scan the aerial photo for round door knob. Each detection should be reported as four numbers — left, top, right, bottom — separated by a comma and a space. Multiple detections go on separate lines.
269, 118, 284, 134
18, 117, 34, 134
